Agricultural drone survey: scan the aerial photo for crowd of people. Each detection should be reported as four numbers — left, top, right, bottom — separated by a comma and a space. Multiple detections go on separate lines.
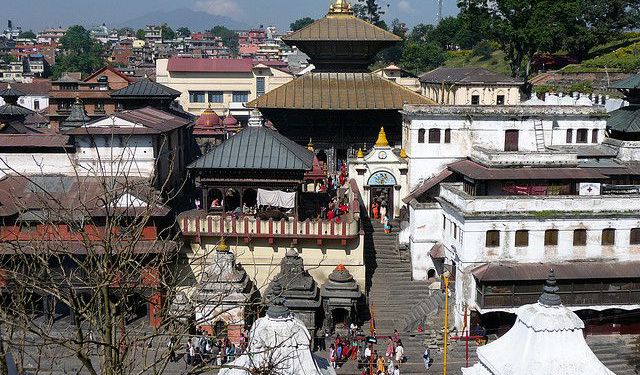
168, 330, 249, 369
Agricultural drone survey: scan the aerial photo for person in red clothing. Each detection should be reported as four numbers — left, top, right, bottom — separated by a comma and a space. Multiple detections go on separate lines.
327, 209, 335, 221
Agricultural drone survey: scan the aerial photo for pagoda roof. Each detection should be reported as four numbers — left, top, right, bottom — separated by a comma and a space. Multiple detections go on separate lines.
247, 72, 434, 110
188, 126, 313, 170
110, 78, 180, 98
0, 104, 34, 116
282, 15, 401, 43
607, 105, 640, 133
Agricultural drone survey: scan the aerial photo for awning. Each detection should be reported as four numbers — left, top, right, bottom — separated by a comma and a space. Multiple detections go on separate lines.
472, 261, 640, 282
448, 160, 608, 180
403, 169, 453, 204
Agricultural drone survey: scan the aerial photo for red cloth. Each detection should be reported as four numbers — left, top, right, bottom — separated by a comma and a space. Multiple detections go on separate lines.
327, 210, 335, 221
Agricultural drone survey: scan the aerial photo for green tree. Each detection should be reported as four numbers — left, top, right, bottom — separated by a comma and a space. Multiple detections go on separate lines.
354, 0, 388, 28
117, 27, 134, 37
211, 25, 239, 55
52, 25, 104, 79
400, 41, 445, 75
408, 24, 435, 44
380, 18, 406, 64
18, 30, 36, 39
290, 17, 315, 32
176, 27, 191, 38
160, 23, 176, 41
135, 28, 145, 40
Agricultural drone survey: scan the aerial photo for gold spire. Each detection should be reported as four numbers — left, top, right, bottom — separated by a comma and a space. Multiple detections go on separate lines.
216, 238, 229, 252
375, 127, 389, 147
328, 0, 353, 17
357, 148, 364, 158
307, 138, 314, 152
399, 148, 407, 158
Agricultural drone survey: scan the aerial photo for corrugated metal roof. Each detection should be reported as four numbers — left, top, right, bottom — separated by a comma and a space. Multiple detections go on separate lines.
110, 78, 180, 98
448, 159, 608, 180
419, 67, 522, 85
167, 58, 255, 73
472, 261, 640, 282
607, 105, 640, 133
189, 126, 313, 170
65, 107, 191, 135
282, 15, 400, 43
247, 72, 434, 110
609, 74, 640, 90
0, 134, 70, 148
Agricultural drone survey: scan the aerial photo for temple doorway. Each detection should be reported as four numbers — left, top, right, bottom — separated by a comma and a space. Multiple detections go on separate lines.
332, 308, 350, 329
213, 320, 228, 339
370, 186, 393, 219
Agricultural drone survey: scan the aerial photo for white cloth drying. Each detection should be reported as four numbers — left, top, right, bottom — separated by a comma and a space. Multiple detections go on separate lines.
257, 189, 296, 208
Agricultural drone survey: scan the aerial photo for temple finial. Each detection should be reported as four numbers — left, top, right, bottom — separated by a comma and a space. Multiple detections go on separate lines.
357, 148, 364, 158
538, 269, 562, 306
375, 126, 389, 147
216, 238, 229, 252
307, 138, 314, 152
266, 280, 290, 318
328, 0, 353, 17
399, 148, 407, 158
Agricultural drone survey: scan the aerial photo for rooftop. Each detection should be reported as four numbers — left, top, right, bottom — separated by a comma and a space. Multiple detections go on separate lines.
110, 78, 180, 98
64, 107, 191, 135
419, 67, 522, 85
166, 58, 255, 73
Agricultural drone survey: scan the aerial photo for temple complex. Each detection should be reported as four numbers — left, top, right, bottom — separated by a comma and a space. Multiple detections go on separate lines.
192, 105, 241, 154
462, 270, 615, 375
266, 248, 321, 335
247, 0, 433, 171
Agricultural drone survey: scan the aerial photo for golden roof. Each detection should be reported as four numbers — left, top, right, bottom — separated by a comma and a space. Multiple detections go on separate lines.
247, 72, 435, 110
375, 127, 389, 147
282, 2, 400, 43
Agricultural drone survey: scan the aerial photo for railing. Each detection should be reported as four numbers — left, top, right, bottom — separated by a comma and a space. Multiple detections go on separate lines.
439, 183, 640, 214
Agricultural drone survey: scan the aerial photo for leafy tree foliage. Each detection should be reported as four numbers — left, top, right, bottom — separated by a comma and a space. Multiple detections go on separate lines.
135, 29, 145, 40
354, 0, 388, 29
400, 41, 446, 75
211, 25, 239, 55
290, 17, 315, 32
52, 25, 104, 79
160, 24, 176, 41
17, 30, 36, 39
176, 27, 191, 38
379, 18, 406, 64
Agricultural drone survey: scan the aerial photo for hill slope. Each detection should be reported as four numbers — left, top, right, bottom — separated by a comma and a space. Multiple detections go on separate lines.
118, 8, 247, 31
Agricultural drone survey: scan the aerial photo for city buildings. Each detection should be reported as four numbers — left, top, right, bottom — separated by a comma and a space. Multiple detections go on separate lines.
156, 57, 293, 120
420, 67, 523, 105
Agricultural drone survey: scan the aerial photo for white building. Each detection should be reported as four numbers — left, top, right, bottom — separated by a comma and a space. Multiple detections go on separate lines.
0, 81, 49, 111
400, 104, 640, 333
420, 67, 522, 105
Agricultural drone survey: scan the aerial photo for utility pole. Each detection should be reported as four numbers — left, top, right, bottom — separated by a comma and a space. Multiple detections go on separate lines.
436, 0, 444, 24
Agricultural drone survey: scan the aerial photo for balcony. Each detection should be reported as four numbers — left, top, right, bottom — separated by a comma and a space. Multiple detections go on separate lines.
439, 183, 640, 216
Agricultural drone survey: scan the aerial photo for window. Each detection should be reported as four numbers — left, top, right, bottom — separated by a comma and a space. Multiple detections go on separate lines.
602, 228, 615, 246
573, 229, 587, 246
453, 223, 457, 239
256, 77, 266, 96
471, 95, 480, 105
207, 91, 223, 103
34, 99, 40, 110
630, 228, 640, 245
544, 229, 558, 246
444, 129, 451, 143
496, 95, 505, 105
428, 129, 441, 143
504, 130, 519, 151
566, 129, 573, 143
232, 91, 249, 102
576, 129, 588, 143
95, 102, 104, 111
515, 230, 529, 247
418, 129, 425, 143
442, 215, 446, 230
485, 230, 500, 247
189, 91, 205, 103
592, 129, 599, 143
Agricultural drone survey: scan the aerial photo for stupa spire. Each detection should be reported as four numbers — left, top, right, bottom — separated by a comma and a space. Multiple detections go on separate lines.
328, 0, 353, 17
538, 269, 562, 306
375, 126, 389, 147
266, 280, 291, 318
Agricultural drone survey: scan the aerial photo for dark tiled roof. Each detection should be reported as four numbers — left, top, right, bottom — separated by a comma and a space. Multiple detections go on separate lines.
0, 80, 51, 96
448, 159, 608, 180
189, 126, 313, 170
0, 86, 25, 98
282, 15, 400, 43
247, 72, 434, 110
607, 105, 640, 133
0, 104, 34, 116
0, 133, 70, 148
110, 78, 180, 98
609, 74, 640, 90
65, 107, 191, 135
419, 67, 522, 85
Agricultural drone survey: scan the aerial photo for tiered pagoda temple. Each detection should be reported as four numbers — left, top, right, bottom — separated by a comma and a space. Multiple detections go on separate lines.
247, 0, 433, 169
266, 248, 321, 335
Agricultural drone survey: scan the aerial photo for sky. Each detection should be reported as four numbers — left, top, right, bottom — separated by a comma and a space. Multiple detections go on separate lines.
2, 0, 459, 32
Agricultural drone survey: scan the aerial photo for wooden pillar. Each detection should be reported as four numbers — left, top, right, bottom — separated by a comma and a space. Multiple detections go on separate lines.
203, 187, 209, 212
239, 187, 244, 212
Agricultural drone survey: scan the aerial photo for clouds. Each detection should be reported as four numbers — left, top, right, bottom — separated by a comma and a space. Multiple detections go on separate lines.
398, 0, 413, 13
194, 0, 242, 18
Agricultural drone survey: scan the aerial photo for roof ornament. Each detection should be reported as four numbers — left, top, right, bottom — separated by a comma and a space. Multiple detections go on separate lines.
375, 126, 389, 147
216, 237, 230, 252
399, 148, 407, 158
248, 108, 264, 127
307, 138, 314, 152
266, 280, 291, 319
538, 269, 562, 307
357, 148, 364, 158
328, 0, 353, 17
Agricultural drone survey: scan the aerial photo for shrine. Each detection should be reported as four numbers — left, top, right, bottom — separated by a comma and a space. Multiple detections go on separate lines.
193, 239, 257, 342
247, 0, 433, 171
320, 264, 362, 332
266, 248, 322, 335
462, 270, 615, 375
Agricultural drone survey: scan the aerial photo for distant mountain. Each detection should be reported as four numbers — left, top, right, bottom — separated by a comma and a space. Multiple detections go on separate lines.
118, 8, 248, 31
